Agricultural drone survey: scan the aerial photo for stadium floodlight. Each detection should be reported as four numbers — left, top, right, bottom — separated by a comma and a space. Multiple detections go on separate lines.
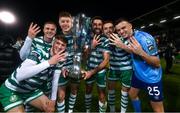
81, 13, 85, 18
160, 19, 167, 23
0, 10, 16, 24
173, 15, 180, 20
149, 23, 154, 27
140, 25, 145, 29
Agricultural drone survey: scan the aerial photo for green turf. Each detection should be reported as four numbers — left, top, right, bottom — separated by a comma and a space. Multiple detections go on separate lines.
73, 58, 180, 112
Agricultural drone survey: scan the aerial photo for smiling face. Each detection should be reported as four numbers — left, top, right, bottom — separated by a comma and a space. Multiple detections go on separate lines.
59, 17, 73, 34
103, 22, 114, 36
115, 21, 133, 38
52, 36, 67, 55
43, 23, 57, 42
92, 19, 103, 35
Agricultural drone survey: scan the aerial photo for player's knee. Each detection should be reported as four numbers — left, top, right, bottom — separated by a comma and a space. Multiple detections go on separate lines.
86, 85, 93, 94
99, 97, 106, 103
128, 89, 138, 100
58, 93, 65, 102
151, 101, 164, 112
99, 93, 106, 102
122, 86, 130, 92
71, 89, 78, 95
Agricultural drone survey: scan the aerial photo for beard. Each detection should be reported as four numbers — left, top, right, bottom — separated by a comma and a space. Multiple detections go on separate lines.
93, 28, 102, 35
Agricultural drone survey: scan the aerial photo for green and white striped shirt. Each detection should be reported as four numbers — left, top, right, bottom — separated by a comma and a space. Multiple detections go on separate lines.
5, 48, 51, 93
87, 35, 110, 70
109, 36, 132, 72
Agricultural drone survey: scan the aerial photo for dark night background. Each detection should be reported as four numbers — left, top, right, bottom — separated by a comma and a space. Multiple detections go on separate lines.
0, 0, 180, 112
0, 0, 177, 38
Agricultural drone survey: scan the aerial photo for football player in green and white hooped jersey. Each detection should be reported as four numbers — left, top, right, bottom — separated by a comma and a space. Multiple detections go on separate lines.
103, 20, 133, 113
83, 16, 110, 113
57, 11, 80, 113
19, 21, 57, 112
0, 35, 67, 112
20, 21, 57, 61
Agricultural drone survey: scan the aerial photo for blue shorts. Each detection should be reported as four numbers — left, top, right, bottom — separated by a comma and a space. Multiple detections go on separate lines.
131, 74, 163, 102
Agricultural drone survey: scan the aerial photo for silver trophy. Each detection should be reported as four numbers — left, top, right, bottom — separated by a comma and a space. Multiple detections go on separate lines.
68, 13, 91, 79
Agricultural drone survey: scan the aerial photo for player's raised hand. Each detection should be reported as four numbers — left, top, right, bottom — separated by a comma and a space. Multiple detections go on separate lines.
48, 51, 67, 65
28, 22, 41, 39
109, 33, 124, 48
92, 34, 101, 49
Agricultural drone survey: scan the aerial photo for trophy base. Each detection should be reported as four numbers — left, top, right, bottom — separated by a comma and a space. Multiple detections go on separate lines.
68, 72, 83, 80
68, 67, 83, 80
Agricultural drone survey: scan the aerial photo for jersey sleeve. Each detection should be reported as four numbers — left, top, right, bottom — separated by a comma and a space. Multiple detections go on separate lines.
27, 49, 43, 63
139, 33, 158, 56
19, 36, 33, 60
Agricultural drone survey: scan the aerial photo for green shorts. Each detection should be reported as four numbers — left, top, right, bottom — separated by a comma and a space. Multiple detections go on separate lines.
108, 70, 133, 88
0, 84, 43, 112
85, 69, 107, 88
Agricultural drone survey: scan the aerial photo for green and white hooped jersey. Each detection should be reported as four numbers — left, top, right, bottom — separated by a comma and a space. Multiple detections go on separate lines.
31, 36, 54, 92
5, 48, 52, 93
87, 35, 110, 70
63, 34, 74, 69
109, 37, 132, 71
32, 36, 53, 55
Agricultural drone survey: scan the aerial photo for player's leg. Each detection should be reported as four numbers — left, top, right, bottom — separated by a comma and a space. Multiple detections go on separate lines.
97, 70, 107, 113
120, 70, 133, 113
0, 84, 25, 113
57, 86, 66, 113
26, 89, 55, 112
68, 79, 80, 113
107, 70, 118, 112
128, 74, 141, 113
147, 80, 164, 112
129, 87, 141, 113
24, 103, 37, 112
28, 94, 53, 112
57, 77, 69, 113
85, 75, 95, 113
151, 101, 164, 113
24, 82, 51, 112
7, 105, 25, 113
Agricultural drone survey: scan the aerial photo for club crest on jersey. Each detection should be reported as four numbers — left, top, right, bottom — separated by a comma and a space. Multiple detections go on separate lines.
146, 39, 154, 51
9, 95, 18, 102
146, 39, 152, 45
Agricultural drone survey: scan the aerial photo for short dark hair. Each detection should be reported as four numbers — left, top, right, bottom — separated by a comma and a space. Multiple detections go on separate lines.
91, 16, 104, 23
55, 34, 68, 44
103, 20, 114, 25
44, 21, 57, 28
59, 11, 72, 18
114, 18, 130, 26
